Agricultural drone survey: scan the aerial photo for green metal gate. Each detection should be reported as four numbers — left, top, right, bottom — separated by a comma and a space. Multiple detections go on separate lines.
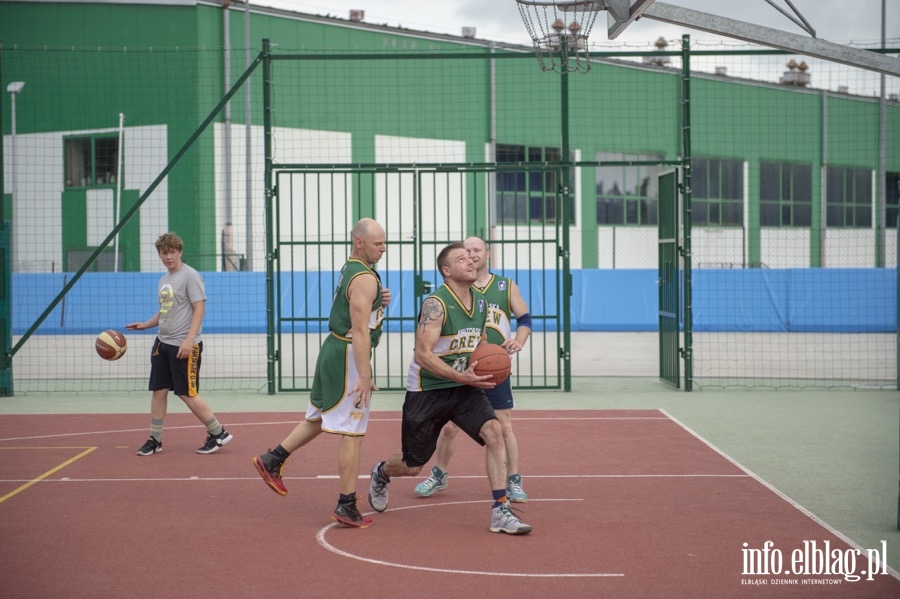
270, 167, 564, 392
658, 169, 680, 388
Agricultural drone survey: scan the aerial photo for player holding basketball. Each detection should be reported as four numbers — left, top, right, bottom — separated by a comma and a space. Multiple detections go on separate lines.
367, 241, 532, 535
415, 236, 532, 502
252, 218, 391, 528
127, 232, 233, 456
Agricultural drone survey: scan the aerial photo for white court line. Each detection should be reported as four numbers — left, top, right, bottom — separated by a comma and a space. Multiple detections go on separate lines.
659, 409, 900, 582
502, 417, 671, 421
317, 473, 749, 480
0, 446, 97, 503
0, 472, 750, 484
0, 420, 306, 442
0, 415, 670, 443
316, 499, 626, 578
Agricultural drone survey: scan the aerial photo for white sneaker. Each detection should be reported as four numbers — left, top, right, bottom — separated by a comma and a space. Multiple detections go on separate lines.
368, 462, 390, 512
490, 501, 532, 535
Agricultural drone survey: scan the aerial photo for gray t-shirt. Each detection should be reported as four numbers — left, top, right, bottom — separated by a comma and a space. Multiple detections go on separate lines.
157, 264, 206, 345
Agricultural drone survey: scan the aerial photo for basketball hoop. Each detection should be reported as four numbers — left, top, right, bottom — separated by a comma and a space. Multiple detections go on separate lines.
516, 1, 604, 73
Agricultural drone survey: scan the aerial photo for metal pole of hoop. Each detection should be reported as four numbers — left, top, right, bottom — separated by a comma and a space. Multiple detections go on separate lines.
560, 63, 572, 390
516, 1, 607, 389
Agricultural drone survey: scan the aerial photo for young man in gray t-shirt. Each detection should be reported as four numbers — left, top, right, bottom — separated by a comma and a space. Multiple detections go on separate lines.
126, 232, 233, 455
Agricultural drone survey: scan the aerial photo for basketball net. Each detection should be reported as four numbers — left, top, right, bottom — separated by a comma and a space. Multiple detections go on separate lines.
516, 1, 603, 73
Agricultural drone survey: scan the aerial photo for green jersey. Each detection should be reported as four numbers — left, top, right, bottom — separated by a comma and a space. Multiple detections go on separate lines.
474, 274, 514, 345
407, 283, 488, 391
328, 258, 385, 348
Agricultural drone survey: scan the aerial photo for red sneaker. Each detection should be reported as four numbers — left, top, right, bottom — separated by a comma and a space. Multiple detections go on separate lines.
252, 452, 288, 496
331, 501, 375, 528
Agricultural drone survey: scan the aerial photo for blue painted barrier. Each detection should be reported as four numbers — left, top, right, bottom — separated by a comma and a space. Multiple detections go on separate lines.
12, 268, 895, 335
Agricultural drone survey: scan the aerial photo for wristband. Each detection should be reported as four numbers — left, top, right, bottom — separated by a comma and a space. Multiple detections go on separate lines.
516, 312, 533, 330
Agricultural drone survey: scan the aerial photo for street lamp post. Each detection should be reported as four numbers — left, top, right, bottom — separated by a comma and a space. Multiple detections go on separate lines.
6, 81, 25, 269
6, 81, 24, 196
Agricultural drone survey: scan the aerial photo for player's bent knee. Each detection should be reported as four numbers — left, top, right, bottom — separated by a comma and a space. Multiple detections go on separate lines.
400, 463, 424, 477
479, 419, 504, 445
440, 424, 461, 440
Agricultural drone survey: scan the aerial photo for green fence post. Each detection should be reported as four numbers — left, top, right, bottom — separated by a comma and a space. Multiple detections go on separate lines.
560, 62, 572, 393
0, 223, 11, 397
681, 34, 693, 392
0, 40, 11, 396
262, 38, 276, 395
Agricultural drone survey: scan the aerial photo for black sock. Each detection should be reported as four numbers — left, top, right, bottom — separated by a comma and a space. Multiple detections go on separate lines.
272, 445, 291, 460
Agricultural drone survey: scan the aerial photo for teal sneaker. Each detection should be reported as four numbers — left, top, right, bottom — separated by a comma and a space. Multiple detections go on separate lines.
414, 466, 448, 497
507, 473, 528, 503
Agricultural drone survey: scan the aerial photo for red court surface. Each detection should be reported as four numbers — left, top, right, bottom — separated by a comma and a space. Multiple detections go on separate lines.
1, 409, 898, 598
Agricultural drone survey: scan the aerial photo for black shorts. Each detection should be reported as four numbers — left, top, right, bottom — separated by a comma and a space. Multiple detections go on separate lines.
484, 377, 514, 410
149, 338, 202, 397
401, 385, 497, 468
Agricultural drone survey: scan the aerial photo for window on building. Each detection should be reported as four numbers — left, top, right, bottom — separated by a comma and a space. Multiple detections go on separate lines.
887, 171, 899, 229
759, 161, 812, 227
65, 135, 120, 187
496, 144, 572, 224
595, 152, 663, 225
691, 158, 743, 226
826, 166, 871, 227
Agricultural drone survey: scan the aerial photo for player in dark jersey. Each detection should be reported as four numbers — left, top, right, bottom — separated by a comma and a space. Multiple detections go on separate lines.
415, 236, 532, 502
367, 242, 532, 535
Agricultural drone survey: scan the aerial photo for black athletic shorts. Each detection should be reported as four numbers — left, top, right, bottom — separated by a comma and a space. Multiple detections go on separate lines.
401, 385, 497, 468
149, 338, 203, 397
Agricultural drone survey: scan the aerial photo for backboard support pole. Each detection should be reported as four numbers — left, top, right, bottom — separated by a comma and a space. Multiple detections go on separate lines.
640, 2, 900, 77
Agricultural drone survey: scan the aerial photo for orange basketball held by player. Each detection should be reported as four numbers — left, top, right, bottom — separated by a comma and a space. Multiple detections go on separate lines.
470, 342, 511, 384
95, 329, 127, 361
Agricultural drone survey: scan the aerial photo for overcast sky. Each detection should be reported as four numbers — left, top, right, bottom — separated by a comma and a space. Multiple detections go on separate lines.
253, 0, 898, 48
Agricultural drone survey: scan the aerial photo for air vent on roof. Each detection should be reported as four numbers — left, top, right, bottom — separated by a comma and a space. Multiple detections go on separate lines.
642, 37, 671, 67
780, 60, 810, 87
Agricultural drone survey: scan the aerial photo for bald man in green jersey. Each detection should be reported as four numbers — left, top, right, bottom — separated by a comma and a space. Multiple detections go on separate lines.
253, 218, 390, 528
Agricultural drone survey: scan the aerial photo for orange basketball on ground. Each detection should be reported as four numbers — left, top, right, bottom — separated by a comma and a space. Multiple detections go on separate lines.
96, 329, 127, 361
470, 343, 511, 384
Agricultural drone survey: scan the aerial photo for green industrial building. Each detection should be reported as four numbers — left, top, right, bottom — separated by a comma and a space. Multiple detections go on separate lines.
1, 0, 897, 275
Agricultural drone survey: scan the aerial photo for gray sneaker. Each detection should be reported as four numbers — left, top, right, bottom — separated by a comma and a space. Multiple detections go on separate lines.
368, 462, 390, 512
415, 466, 448, 497
507, 473, 528, 503
490, 501, 532, 535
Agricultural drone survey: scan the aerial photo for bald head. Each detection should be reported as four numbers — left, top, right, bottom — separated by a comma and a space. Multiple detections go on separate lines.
463, 236, 487, 252
464, 236, 490, 275
352, 218, 381, 240
350, 218, 387, 265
